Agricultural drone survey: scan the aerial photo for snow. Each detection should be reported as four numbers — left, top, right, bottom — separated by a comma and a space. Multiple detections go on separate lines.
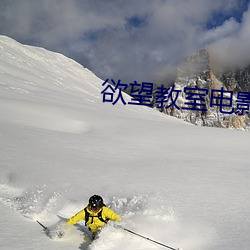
0, 35, 250, 250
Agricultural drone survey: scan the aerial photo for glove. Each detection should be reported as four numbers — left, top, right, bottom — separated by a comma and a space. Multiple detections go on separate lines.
56, 230, 64, 238
55, 223, 71, 238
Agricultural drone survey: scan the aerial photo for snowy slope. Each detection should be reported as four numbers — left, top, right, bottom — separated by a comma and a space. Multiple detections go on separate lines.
0, 36, 250, 250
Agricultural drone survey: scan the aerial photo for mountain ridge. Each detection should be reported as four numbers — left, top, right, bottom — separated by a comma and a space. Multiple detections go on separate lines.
153, 48, 250, 130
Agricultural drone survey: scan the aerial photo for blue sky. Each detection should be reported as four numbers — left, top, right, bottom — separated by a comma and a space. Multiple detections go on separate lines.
0, 0, 249, 83
206, 0, 249, 28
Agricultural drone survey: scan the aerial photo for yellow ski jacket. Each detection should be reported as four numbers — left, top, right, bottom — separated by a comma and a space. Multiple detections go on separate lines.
67, 206, 121, 233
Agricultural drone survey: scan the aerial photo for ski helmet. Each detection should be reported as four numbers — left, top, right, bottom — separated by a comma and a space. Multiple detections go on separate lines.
89, 195, 104, 210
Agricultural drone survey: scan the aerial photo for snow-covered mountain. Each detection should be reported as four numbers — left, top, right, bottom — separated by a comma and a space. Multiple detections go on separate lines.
0, 36, 250, 250
152, 49, 250, 130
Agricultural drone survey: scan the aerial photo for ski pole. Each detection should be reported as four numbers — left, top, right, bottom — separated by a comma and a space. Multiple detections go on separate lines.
37, 220, 48, 231
122, 227, 180, 250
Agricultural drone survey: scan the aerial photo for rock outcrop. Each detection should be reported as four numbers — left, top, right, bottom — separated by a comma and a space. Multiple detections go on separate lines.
152, 49, 250, 130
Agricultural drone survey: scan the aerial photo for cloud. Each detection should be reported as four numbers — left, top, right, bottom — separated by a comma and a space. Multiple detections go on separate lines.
208, 4, 250, 69
0, 0, 249, 83
200, 18, 240, 45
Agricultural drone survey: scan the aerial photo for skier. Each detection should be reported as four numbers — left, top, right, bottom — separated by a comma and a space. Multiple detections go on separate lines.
66, 194, 121, 239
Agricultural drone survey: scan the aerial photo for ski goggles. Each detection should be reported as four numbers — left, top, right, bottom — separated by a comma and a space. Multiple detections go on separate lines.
89, 204, 101, 212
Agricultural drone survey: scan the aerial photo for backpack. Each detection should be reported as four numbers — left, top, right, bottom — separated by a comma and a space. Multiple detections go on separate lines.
84, 206, 109, 226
